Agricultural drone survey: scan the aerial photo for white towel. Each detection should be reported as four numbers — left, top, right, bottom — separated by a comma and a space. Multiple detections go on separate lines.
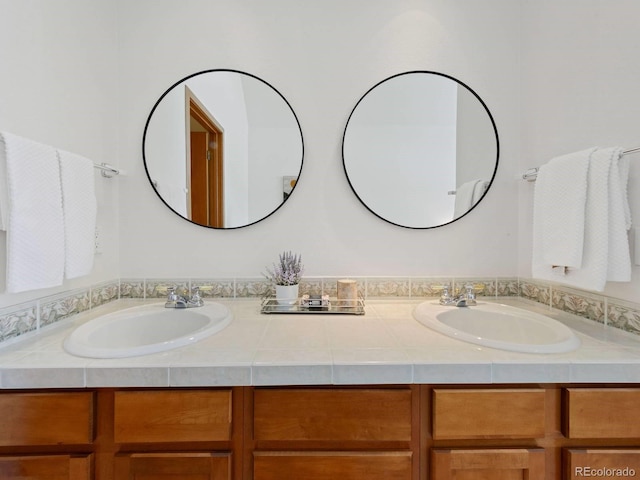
0, 137, 8, 231
453, 179, 481, 218
57, 149, 97, 279
0, 132, 65, 293
605, 147, 632, 282
471, 180, 489, 205
532, 146, 632, 291
536, 148, 594, 268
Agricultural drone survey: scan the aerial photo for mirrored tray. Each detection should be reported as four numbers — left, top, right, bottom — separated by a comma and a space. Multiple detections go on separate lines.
260, 295, 365, 315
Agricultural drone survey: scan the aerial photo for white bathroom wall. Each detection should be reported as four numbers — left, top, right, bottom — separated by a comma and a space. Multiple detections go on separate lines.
117, 0, 522, 279
0, 0, 119, 308
519, 0, 640, 303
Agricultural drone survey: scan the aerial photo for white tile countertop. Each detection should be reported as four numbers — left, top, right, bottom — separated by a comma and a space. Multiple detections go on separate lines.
1, 297, 640, 389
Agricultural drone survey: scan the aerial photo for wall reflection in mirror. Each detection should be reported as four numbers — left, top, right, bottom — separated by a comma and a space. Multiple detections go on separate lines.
143, 70, 304, 229
342, 71, 499, 229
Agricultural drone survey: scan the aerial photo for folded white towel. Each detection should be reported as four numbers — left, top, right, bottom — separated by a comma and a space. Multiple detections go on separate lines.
453, 179, 481, 218
57, 149, 97, 279
532, 146, 632, 292
536, 148, 594, 268
0, 132, 65, 293
0, 138, 8, 231
605, 147, 631, 282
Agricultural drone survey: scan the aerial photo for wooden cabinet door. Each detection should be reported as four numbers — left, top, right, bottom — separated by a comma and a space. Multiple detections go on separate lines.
431, 449, 545, 480
114, 453, 230, 480
0, 454, 92, 480
254, 388, 412, 442
0, 392, 94, 446
254, 451, 412, 480
564, 388, 640, 438
114, 389, 232, 443
432, 389, 546, 440
566, 449, 640, 480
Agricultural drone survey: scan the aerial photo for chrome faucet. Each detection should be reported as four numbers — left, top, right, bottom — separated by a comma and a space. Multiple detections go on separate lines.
164, 286, 204, 308
439, 284, 476, 307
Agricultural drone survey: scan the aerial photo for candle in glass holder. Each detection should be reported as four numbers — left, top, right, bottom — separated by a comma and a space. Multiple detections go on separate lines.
337, 279, 357, 307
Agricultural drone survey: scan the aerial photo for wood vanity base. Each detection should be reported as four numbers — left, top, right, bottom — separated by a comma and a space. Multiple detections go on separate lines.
0, 384, 639, 480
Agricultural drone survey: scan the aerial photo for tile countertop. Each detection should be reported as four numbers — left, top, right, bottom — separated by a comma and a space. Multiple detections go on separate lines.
1, 297, 640, 389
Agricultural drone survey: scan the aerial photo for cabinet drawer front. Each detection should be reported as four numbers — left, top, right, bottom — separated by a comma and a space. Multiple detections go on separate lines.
115, 453, 231, 479
432, 449, 545, 480
432, 388, 546, 439
0, 454, 92, 480
566, 449, 640, 480
253, 388, 412, 442
114, 389, 232, 443
254, 451, 412, 480
565, 388, 640, 438
0, 392, 94, 446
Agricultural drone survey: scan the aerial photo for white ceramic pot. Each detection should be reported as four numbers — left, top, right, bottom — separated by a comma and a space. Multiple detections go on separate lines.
275, 284, 299, 305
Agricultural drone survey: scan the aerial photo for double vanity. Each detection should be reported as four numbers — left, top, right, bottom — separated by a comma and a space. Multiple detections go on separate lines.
1, 296, 640, 479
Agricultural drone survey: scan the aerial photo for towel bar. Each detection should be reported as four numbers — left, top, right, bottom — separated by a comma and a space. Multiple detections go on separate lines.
521, 146, 640, 182
94, 162, 124, 178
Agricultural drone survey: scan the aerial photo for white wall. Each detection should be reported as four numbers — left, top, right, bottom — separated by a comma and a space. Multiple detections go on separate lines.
117, 0, 522, 279
5, 2, 637, 307
519, 0, 640, 303
0, 0, 119, 308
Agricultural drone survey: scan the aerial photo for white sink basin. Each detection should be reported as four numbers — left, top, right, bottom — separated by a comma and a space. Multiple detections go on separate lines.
63, 302, 232, 358
413, 302, 580, 354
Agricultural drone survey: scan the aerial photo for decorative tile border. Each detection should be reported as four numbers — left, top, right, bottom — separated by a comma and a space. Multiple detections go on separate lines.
454, 278, 496, 298
191, 279, 235, 298
0, 302, 37, 342
120, 279, 144, 298
2, 276, 640, 347
551, 285, 605, 324
496, 278, 519, 297
410, 278, 448, 297
145, 279, 189, 299
91, 280, 119, 308
0, 279, 120, 345
366, 278, 411, 297
519, 279, 551, 305
235, 278, 271, 298
607, 298, 640, 334
40, 289, 91, 328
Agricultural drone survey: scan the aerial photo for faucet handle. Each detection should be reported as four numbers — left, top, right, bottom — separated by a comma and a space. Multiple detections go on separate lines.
439, 284, 453, 305
165, 285, 177, 299
188, 286, 204, 307
464, 284, 477, 304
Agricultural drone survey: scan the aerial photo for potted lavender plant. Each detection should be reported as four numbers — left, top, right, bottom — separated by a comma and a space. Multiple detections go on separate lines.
264, 251, 304, 305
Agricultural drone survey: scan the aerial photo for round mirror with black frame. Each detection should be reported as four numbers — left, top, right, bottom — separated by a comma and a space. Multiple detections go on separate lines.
342, 71, 499, 229
143, 69, 304, 229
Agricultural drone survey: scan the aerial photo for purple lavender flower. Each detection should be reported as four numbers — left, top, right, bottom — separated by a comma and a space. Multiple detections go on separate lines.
264, 251, 304, 286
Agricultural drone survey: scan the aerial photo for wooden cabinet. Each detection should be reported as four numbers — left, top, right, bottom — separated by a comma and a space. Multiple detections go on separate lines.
3, 384, 640, 479
0, 392, 94, 446
111, 389, 235, 480
565, 449, 640, 480
564, 388, 640, 438
0, 454, 92, 480
253, 388, 412, 442
432, 388, 546, 440
0, 392, 94, 479
114, 453, 231, 480
253, 452, 412, 480
431, 449, 545, 480
252, 387, 416, 480
114, 389, 232, 443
